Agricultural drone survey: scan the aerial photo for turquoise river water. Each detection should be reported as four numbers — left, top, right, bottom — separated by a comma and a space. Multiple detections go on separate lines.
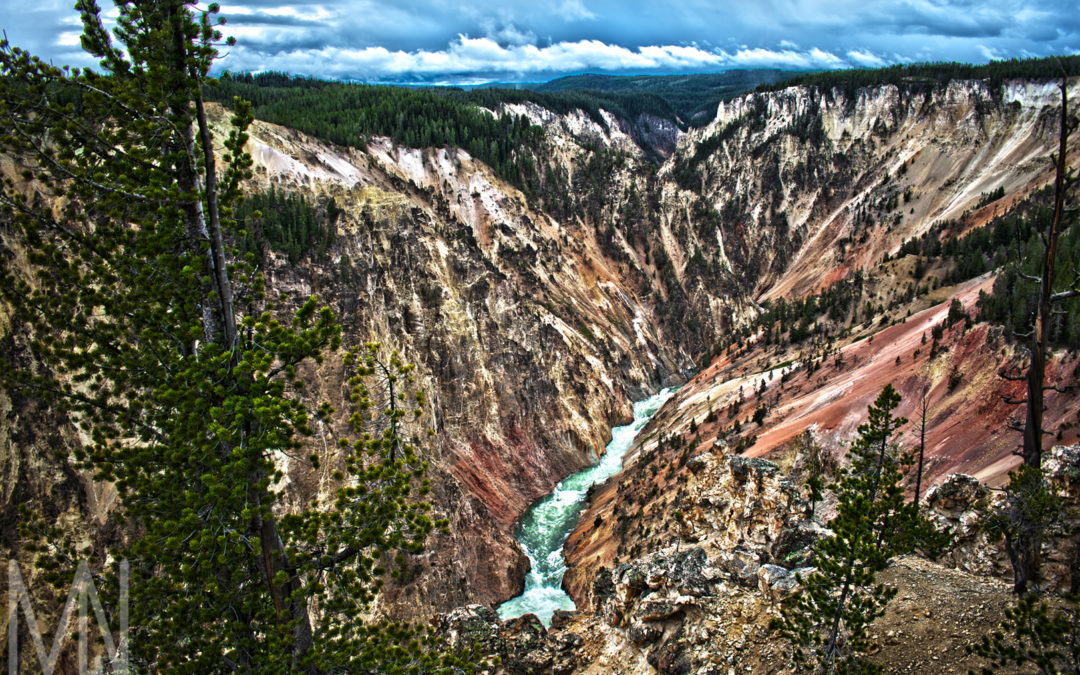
496, 388, 675, 626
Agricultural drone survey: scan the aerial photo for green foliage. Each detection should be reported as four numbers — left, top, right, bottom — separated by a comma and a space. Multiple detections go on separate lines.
771, 385, 945, 673
234, 186, 337, 264
978, 209, 1080, 351
759, 56, 1080, 100
531, 69, 797, 126
752, 404, 768, 426
206, 72, 547, 195
453, 85, 679, 134
721, 271, 865, 356
0, 2, 475, 671
969, 592, 1080, 674
896, 193, 1080, 351
978, 186, 1007, 209
980, 464, 1066, 595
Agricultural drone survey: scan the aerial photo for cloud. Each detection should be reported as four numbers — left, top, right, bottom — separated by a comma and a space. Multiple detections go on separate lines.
4, 0, 1080, 84
220, 8, 328, 28
847, 49, 887, 68
220, 35, 874, 82
557, 0, 596, 21
712, 46, 848, 70
478, 20, 537, 46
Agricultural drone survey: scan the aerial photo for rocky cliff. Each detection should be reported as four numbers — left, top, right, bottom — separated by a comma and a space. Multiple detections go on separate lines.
3, 72, 1079, 637
565, 75, 1080, 636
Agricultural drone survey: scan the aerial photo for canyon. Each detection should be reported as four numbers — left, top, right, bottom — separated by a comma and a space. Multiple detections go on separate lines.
2, 66, 1080, 671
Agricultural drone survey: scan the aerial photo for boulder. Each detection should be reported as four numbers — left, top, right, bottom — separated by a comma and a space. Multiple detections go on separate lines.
721, 547, 762, 586
549, 609, 578, 630
638, 600, 685, 622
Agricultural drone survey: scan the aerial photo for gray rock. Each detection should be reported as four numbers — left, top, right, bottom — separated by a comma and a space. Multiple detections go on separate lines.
550, 609, 578, 630
638, 600, 685, 621
722, 547, 762, 586
628, 619, 664, 644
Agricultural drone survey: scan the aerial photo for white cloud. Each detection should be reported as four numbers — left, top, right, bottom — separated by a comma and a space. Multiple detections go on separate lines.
846, 49, 886, 67
712, 46, 848, 70
8, 0, 1080, 84
56, 31, 82, 47
978, 45, 1007, 62
222, 35, 861, 81
557, 0, 596, 21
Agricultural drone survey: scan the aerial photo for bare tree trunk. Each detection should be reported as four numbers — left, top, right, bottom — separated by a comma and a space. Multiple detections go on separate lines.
166, 2, 224, 345
194, 91, 237, 347
1010, 75, 1073, 595
1006, 532, 1039, 594
254, 492, 317, 670
1071, 540, 1080, 595
1022, 77, 1070, 468
915, 391, 929, 506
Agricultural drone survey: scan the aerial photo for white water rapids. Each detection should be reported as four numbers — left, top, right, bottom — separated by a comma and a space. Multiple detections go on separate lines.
497, 388, 675, 626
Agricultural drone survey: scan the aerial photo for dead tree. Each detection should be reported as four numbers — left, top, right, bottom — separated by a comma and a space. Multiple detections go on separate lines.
999, 72, 1079, 593
914, 387, 930, 506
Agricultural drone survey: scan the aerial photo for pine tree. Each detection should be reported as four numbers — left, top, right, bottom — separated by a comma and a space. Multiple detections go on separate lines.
969, 585, 1080, 674
0, 1, 476, 671
771, 384, 941, 673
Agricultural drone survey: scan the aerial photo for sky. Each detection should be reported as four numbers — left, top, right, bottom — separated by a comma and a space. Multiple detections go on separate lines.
2, 1, 1078, 84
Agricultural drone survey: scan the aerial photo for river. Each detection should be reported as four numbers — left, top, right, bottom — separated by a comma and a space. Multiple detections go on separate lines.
496, 388, 676, 626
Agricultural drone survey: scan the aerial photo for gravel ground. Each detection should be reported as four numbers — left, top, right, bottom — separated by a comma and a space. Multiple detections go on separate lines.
867, 555, 1020, 674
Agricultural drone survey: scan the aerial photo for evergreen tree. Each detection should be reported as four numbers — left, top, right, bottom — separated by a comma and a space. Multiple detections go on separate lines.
969, 587, 1080, 674
970, 459, 1078, 673
771, 384, 941, 673
0, 1, 476, 671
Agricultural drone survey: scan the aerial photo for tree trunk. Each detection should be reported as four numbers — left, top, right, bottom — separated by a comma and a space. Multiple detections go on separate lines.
1022, 77, 1069, 468
166, 1, 313, 663
1006, 531, 1039, 594
1070, 540, 1080, 595
166, 2, 223, 346
194, 91, 237, 347
1011, 76, 1071, 595
915, 393, 928, 506
254, 500, 316, 670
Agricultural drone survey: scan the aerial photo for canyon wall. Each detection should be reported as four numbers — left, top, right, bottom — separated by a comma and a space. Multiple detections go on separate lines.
2, 74, 1078, 628
565, 77, 1080, 610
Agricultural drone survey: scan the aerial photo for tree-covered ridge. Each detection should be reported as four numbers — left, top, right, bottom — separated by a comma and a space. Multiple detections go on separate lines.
449, 86, 680, 132
206, 73, 676, 262
207, 73, 547, 195
896, 194, 1080, 350
759, 55, 1080, 98
531, 69, 800, 125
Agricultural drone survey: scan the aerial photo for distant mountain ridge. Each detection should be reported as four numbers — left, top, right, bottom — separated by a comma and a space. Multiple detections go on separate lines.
530, 69, 802, 124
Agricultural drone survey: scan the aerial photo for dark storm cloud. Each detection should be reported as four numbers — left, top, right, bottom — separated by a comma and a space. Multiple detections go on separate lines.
1, 0, 1077, 83
225, 11, 328, 28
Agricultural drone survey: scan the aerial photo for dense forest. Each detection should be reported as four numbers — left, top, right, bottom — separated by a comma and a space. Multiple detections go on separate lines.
207, 73, 548, 196
206, 72, 673, 236
760, 55, 1080, 98
529, 70, 798, 125
901, 197, 1080, 350
233, 187, 340, 265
